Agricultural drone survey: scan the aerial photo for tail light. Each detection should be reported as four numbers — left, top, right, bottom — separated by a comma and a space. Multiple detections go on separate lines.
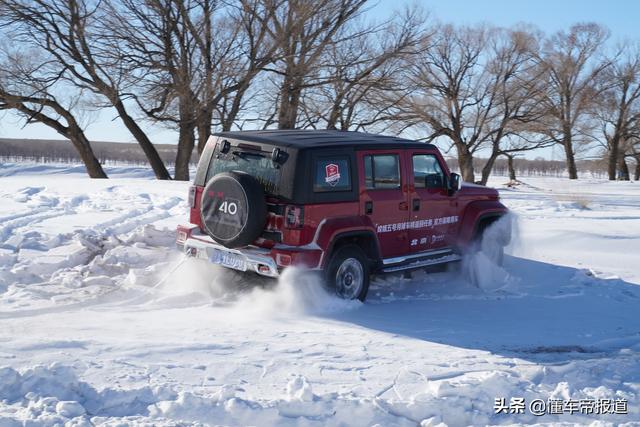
276, 253, 292, 267
285, 205, 304, 228
176, 224, 197, 245
177, 230, 188, 245
188, 186, 196, 208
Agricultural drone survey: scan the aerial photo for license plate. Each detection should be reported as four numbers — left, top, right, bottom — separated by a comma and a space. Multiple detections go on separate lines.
209, 249, 246, 271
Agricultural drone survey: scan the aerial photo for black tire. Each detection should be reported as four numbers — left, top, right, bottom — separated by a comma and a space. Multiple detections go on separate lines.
200, 171, 267, 248
445, 259, 462, 273
325, 245, 370, 301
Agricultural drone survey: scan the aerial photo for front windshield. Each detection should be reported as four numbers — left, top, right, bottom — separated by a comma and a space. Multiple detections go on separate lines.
206, 150, 281, 195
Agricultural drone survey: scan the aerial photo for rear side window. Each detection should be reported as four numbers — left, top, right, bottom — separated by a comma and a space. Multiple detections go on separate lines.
364, 154, 401, 189
314, 158, 351, 192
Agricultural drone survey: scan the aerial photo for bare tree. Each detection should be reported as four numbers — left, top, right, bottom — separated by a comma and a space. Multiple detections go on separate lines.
198, 0, 280, 144
505, 153, 517, 182
537, 23, 610, 179
298, 6, 427, 131
0, 42, 107, 178
105, 0, 279, 181
0, 95, 108, 179
104, 0, 202, 180
396, 24, 488, 181
0, 0, 172, 179
255, 0, 369, 129
396, 25, 547, 183
633, 144, 640, 180
592, 43, 640, 180
476, 27, 552, 185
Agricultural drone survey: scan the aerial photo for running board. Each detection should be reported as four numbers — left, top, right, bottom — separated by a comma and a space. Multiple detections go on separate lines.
381, 253, 462, 273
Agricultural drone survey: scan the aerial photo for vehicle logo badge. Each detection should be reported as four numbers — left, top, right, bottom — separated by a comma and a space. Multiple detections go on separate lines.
325, 163, 341, 186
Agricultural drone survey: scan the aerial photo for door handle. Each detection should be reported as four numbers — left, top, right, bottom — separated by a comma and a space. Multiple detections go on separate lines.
365, 201, 373, 215
412, 198, 420, 211
399, 201, 408, 211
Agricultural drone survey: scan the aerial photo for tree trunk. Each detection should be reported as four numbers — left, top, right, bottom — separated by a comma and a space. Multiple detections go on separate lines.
14, 101, 108, 179
563, 134, 578, 179
479, 150, 499, 185
607, 136, 619, 181
277, 74, 302, 129
507, 155, 517, 181
223, 84, 250, 132
618, 156, 630, 181
635, 158, 640, 181
70, 130, 108, 179
326, 100, 342, 130
113, 99, 171, 180
456, 144, 475, 183
196, 109, 212, 155
175, 121, 195, 181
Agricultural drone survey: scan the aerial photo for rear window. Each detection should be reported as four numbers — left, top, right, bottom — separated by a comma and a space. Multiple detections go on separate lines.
206, 150, 282, 195
314, 158, 352, 192
364, 154, 401, 189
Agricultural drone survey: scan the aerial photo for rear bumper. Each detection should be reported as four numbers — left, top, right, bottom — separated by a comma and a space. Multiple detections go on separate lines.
178, 227, 324, 278
183, 236, 280, 278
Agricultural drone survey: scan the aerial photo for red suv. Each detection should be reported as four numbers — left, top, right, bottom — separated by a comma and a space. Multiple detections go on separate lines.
177, 130, 509, 301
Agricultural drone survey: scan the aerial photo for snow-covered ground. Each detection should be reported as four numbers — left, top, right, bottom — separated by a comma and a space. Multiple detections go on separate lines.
1, 163, 639, 426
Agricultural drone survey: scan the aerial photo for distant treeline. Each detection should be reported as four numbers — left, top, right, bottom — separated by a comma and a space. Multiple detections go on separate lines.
471, 157, 612, 179
2, 1, 640, 182
0, 138, 197, 166
0, 137, 613, 179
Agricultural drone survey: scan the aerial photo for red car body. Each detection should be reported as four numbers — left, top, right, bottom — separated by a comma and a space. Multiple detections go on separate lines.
177, 130, 508, 298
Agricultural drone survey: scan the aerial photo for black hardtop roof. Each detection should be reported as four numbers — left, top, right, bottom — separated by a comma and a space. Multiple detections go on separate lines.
213, 130, 435, 150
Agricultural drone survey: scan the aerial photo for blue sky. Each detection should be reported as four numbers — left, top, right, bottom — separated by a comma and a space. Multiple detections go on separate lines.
404, 0, 640, 39
1, 0, 637, 159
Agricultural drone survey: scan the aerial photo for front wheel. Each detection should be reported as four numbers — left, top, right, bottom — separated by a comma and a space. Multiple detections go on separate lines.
325, 245, 370, 301
475, 223, 506, 267
481, 240, 504, 266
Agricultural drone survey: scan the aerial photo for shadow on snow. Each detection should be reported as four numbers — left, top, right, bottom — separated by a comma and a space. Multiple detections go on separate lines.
324, 255, 640, 363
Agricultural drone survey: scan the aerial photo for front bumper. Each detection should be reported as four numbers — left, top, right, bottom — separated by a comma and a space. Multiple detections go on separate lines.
183, 235, 280, 278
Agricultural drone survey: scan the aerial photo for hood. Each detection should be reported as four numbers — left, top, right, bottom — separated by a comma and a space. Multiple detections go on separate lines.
457, 181, 499, 200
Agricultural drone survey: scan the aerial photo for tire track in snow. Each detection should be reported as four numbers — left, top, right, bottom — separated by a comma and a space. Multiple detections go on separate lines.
0, 209, 68, 244
99, 197, 182, 236
0, 186, 184, 314
0, 241, 178, 317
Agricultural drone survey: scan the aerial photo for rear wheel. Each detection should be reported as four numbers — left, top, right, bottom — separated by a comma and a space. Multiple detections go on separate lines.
325, 245, 370, 301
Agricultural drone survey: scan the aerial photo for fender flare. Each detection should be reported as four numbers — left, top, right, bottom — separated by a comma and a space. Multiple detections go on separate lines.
312, 217, 380, 269
323, 229, 381, 269
457, 200, 508, 249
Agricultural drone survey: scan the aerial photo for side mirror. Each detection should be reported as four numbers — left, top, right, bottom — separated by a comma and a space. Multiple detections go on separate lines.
449, 172, 462, 194
424, 174, 444, 189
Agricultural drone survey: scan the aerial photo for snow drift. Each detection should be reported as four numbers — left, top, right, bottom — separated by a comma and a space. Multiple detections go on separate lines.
0, 169, 639, 426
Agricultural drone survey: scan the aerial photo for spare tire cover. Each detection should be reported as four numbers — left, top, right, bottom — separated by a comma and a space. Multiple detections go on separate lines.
200, 171, 267, 248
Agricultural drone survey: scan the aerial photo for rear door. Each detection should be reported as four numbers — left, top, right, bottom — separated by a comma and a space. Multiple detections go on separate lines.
405, 149, 460, 253
357, 150, 410, 258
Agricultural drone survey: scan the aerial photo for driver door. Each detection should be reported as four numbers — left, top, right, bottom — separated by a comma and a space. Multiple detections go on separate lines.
405, 150, 459, 253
